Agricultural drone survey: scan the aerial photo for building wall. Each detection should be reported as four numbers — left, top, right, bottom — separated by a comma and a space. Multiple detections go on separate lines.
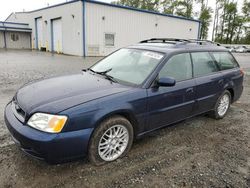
6, 1, 200, 57
5, 31, 31, 49
5, 12, 30, 24
85, 2, 200, 56
0, 31, 31, 49
6, 1, 83, 56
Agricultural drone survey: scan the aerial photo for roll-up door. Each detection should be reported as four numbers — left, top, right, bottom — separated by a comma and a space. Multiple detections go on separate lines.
52, 18, 62, 53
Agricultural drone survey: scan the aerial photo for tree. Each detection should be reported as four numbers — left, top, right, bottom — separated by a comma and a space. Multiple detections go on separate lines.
196, 0, 213, 39
241, 0, 250, 44
112, 0, 160, 12
161, 0, 177, 14
214, 0, 241, 44
242, 0, 250, 20
220, 0, 229, 42
199, 7, 213, 39
224, 2, 238, 43
234, 15, 244, 43
174, 0, 194, 18
212, 0, 222, 41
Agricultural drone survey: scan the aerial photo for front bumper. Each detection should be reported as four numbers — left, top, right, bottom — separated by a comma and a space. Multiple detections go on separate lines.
4, 103, 94, 163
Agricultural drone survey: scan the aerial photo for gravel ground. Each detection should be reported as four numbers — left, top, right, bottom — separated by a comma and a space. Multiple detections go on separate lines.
0, 50, 249, 188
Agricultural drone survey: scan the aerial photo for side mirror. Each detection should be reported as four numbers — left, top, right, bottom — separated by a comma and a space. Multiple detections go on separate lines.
157, 77, 176, 87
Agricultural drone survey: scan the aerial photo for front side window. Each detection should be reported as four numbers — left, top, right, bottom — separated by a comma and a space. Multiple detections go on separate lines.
91, 49, 164, 85
191, 52, 218, 77
212, 52, 238, 70
159, 53, 192, 82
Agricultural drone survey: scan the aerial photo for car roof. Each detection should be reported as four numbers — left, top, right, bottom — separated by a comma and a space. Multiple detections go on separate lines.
128, 38, 228, 54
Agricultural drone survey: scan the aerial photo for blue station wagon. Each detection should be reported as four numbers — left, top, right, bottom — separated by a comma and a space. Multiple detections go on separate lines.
5, 38, 244, 165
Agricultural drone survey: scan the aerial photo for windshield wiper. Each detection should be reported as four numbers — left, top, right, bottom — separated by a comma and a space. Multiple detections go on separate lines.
87, 68, 117, 83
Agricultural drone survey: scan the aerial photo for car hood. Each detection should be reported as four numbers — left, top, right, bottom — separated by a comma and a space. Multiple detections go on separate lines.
16, 72, 132, 115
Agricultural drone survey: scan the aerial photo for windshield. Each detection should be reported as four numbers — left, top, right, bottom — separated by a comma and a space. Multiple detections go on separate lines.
91, 48, 164, 85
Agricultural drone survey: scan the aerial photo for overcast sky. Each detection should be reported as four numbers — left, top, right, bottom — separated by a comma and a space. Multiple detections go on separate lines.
0, 0, 244, 40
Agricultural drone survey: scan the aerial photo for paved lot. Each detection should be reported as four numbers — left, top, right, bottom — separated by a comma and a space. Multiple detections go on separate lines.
0, 50, 249, 188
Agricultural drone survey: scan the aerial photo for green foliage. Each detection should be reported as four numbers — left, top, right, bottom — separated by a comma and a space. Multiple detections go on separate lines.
199, 7, 213, 39
174, 0, 194, 18
241, 0, 250, 44
195, 0, 213, 39
242, 0, 250, 20
161, 0, 177, 14
112, 0, 160, 12
214, 0, 250, 44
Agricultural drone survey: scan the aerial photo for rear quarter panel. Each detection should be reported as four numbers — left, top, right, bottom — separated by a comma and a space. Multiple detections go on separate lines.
221, 68, 244, 102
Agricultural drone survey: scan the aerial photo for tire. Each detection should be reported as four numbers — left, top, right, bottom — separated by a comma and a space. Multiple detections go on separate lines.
211, 90, 231, 120
88, 116, 134, 166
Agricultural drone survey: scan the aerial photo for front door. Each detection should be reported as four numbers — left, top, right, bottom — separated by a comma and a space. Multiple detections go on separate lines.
146, 53, 196, 131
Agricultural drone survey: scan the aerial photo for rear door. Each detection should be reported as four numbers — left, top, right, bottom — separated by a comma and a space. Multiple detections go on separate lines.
146, 53, 196, 131
211, 52, 243, 102
191, 52, 223, 114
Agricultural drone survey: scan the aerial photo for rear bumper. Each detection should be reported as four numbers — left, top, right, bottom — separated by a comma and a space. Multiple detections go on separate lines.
4, 103, 94, 163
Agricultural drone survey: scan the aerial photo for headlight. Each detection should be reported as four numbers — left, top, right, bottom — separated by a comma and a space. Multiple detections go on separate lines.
27, 113, 67, 133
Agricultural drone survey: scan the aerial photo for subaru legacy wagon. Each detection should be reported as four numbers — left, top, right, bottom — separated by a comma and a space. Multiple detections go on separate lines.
5, 38, 244, 165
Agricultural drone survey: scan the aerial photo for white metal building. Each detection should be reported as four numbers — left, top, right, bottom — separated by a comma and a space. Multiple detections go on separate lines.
5, 0, 201, 56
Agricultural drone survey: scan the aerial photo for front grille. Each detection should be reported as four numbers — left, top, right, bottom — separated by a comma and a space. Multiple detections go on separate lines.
12, 100, 26, 123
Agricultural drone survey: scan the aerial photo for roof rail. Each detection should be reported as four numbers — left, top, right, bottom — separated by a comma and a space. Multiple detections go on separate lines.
140, 38, 221, 46
140, 38, 190, 44
188, 39, 221, 46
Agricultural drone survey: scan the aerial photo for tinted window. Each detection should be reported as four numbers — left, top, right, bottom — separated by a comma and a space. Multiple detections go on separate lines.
191, 52, 218, 77
212, 52, 238, 70
159, 53, 192, 82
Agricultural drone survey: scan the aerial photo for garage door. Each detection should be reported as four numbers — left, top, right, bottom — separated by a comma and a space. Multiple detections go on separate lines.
52, 19, 62, 53
35, 18, 43, 50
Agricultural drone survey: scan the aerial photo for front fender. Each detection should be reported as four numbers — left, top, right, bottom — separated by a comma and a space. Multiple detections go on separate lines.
61, 89, 147, 135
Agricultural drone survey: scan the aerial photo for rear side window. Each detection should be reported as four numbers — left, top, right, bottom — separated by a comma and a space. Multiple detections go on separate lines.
212, 52, 238, 70
191, 52, 218, 77
159, 53, 192, 82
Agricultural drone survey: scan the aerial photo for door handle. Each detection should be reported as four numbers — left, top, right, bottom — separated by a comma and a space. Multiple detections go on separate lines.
186, 88, 194, 94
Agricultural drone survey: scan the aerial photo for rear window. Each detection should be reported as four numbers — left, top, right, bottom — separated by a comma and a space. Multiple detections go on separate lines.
212, 52, 238, 70
191, 52, 218, 77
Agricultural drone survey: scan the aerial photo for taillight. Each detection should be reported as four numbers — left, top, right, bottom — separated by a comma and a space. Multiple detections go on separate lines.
240, 68, 244, 76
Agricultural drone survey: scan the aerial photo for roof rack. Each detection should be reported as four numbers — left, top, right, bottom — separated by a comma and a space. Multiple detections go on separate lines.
140, 38, 190, 44
140, 38, 221, 46
188, 39, 221, 46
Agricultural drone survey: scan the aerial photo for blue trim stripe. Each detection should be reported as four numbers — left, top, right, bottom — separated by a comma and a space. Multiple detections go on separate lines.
18, 0, 200, 24
35, 18, 39, 49
3, 30, 7, 48
51, 19, 54, 52
84, 0, 200, 23
82, 0, 86, 57
0, 26, 32, 31
0, 21, 29, 26
197, 22, 201, 39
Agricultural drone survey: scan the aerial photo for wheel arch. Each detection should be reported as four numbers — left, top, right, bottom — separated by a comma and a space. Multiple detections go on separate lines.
226, 88, 234, 102
93, 110, 140, 138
